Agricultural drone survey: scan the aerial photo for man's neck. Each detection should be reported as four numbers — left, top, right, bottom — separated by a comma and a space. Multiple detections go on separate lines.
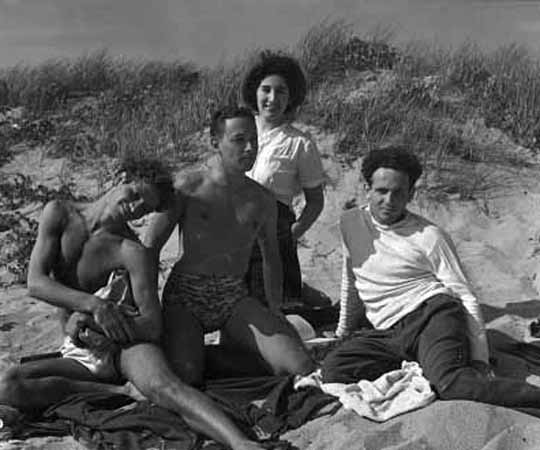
209, 157, 246, 190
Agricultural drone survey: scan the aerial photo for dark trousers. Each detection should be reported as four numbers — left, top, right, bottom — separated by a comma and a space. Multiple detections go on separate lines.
246, 201, 302, 303
322, 294, 540, 409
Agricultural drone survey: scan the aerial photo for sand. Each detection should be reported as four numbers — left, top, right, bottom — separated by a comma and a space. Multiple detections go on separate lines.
3, 118, 540, 449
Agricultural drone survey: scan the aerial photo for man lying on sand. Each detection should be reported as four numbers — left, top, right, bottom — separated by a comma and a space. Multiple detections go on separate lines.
0, 158, 264, 450
144, 106, 315, 385
324, 145, 540, 408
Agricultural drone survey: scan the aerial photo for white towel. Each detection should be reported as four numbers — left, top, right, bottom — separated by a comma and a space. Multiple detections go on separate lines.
77, 270, 138, 349
322, 361, 435, 422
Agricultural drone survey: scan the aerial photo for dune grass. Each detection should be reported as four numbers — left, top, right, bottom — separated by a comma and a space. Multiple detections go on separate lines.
2, 20, 538, 174
1, 19, 539, 171
2, 19, 540, 285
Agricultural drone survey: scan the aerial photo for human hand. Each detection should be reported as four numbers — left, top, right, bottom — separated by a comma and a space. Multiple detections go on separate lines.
92, 300, 137, 345
65, 312, 93, 347
471, 359, 495, 378
290, 222, 302, 241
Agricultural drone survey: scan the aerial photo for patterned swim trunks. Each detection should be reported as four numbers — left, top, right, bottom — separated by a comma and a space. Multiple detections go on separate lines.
162, 268, 249, 333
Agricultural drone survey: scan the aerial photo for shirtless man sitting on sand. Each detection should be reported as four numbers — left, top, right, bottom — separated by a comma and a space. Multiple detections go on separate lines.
145, 106, 315, 385
0, 157, 265, 450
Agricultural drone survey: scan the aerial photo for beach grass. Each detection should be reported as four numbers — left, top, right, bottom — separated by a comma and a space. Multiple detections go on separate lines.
1, 19, 539, 169
2, 19, 540, 284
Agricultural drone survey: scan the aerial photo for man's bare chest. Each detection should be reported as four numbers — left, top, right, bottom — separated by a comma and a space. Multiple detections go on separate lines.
56, 226, 119, 292
186, 191, 262, 233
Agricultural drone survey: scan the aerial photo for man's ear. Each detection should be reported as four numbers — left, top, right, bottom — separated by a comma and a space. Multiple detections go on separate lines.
210, 136, 220, 149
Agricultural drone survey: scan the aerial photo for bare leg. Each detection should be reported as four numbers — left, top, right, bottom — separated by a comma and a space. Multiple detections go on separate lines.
221, 297, 316, 375
162, 302, 205, 386
0, 359, 127, 412
119, 343, 264, 450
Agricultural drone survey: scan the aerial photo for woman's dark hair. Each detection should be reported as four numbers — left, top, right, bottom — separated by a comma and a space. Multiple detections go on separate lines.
361, 146, 423, 188
241, 51, 307, 115
117, 157, 175, 211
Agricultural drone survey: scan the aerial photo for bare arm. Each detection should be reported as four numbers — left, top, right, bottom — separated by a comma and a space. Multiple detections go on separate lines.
27, 201, 101, 314
121, 242, 163, 343
291, 184, 324, 240
256, 198, 283, 313
143, 190, 185, 262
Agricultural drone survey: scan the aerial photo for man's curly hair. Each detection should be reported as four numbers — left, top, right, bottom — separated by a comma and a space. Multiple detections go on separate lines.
361, 146, 423, 188
241, 51, 307, 115
116, 156, 175, 211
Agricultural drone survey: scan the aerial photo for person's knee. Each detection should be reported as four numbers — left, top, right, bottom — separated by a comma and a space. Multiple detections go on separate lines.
152, 359, 203, 392
0, 366, 25, 406
141, 366, 201, 407
435, 368, 485, 401
163, 352, 204, 387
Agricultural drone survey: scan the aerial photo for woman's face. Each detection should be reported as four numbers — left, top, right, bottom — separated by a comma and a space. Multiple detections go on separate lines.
256, 74, 290, 125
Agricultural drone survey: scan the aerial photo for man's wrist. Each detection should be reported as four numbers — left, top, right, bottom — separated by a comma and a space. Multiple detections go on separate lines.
86, 295, 103, 315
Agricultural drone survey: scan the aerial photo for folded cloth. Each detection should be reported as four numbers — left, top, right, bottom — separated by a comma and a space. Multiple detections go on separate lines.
60, 270, 138, 381
321, 361, 435, 422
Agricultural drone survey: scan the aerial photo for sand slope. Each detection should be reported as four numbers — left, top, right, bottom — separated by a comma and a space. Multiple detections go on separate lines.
3, 120, 540, 448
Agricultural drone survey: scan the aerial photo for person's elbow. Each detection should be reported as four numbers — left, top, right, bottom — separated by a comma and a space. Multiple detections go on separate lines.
27, 270, 47, 299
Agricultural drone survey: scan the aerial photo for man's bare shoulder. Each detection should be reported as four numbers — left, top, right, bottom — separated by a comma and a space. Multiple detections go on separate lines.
175, 169, 208, 196
110, 234, 154, 274
39, 199, 73, 230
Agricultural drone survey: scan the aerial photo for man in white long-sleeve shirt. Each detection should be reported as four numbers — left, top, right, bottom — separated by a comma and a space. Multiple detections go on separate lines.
322, 146, 540, 408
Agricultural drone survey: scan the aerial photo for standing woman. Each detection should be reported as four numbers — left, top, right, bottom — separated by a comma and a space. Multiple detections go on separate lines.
242, 51, 325, 306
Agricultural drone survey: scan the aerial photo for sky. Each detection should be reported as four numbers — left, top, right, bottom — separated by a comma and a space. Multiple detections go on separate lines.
1, 0, 540, 68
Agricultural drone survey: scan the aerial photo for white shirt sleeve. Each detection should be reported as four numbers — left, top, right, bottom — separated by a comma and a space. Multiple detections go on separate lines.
336, 243, 364, 337
297, 138, 325, 189
428, 231, 490, 363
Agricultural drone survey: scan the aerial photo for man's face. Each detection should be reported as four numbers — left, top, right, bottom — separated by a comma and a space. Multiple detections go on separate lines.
113, 181, 161, 222
215, 116, 258, 173
366, 167, 414, 225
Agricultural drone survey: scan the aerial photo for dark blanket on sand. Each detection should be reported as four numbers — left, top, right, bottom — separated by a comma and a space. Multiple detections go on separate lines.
11, 375, 337, 450
8, 329, 540, 450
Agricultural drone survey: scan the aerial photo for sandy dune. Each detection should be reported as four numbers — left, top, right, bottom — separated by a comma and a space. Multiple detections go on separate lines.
3, 119, 540, 449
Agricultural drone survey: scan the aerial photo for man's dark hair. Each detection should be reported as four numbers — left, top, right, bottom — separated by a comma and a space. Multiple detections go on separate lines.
210, 105, 255, 139
241, 51, 307, 115
361, 146, 423, 188
117, 157, 174, 211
